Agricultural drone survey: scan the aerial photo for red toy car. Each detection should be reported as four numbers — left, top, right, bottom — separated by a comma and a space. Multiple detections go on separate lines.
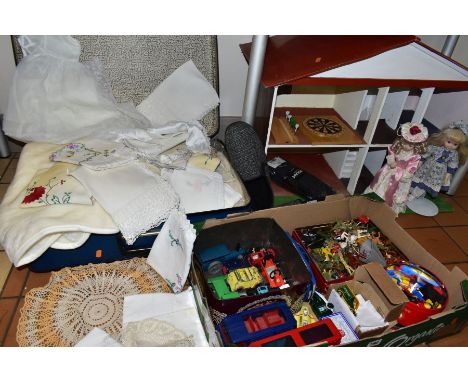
248, 248, 288, 289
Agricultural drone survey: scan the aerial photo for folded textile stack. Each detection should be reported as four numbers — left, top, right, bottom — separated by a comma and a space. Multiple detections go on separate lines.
0, 35, 249, 271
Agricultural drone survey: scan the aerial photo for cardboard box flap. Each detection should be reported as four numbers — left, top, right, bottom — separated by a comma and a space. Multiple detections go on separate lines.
354, 263, 408, 307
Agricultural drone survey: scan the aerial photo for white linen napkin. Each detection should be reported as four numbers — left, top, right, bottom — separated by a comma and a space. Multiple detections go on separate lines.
123, 287, 209, 347
71, 162, 179, 244
147, 209, 196, 293
163, 167, 225, 214
136, 60, 219, 126
74, 328, 122, 347
50, 142, 137, 170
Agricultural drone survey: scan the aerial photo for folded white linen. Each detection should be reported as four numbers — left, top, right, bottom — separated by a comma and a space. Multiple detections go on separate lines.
122, 121, 210, 161
224, 183, 243, 208
122, 132, 188, 160
121, 318, 195, 347
75, 328, 122, 347
123, 287, 209, 347
163, 167, 225, 214
50, 232, 91, 250
0, 143, 119, 267
50, 141, 137, 170
136, 60, 219, 126
146, 210, 196, 293
71, 162, 179, 245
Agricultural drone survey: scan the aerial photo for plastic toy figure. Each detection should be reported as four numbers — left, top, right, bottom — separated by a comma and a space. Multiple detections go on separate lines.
408, 127, 468, 201
365, 122, 428, 214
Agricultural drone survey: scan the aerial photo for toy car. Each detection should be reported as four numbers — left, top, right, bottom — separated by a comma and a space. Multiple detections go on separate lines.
197, 244, 247, 271
208, 275, 241, 300
226, 267, 263, 292
248, 248, 288, 289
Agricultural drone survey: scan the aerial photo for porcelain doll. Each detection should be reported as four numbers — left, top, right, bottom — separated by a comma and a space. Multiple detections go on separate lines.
408, 127, 468, 201
365, 122, 428, 214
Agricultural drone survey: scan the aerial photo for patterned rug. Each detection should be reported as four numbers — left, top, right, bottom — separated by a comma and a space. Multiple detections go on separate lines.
17, 257, 171, 347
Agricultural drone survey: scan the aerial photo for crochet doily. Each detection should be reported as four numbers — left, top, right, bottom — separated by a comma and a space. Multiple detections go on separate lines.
17, 257, 171, 347
121, 318, 195, 347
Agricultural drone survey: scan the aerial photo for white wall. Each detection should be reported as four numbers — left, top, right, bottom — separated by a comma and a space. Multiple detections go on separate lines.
217, 35, 252, 117
420, 35, 468, 66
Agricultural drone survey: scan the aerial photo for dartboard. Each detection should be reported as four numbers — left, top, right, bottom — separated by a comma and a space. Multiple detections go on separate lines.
303, 117, 343, 136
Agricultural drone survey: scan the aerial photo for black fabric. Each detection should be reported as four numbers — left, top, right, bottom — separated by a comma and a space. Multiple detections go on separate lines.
225, 121, 273, 210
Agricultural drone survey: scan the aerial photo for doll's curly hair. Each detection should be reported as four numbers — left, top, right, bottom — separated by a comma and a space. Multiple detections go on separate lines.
391, 137, 427, 155
429, 127, 468, 165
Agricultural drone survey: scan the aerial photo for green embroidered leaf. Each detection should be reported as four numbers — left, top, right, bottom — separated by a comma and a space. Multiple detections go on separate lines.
51, 195, 60, 204
62, 192, 71, 204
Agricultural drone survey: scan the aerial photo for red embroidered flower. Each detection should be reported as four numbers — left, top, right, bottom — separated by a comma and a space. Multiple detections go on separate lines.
410, 126, 421, 135
358, 215, 369, 224
22, 186, 46, 204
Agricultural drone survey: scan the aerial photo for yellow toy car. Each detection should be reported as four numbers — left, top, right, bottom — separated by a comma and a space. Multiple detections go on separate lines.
226, 267, 263, 292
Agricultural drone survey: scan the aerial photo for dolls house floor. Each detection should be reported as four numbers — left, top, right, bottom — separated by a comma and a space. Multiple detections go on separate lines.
1, 152, 468, 346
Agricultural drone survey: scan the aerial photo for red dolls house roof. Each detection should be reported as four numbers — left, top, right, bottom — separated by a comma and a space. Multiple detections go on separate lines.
240, 36, 468, 89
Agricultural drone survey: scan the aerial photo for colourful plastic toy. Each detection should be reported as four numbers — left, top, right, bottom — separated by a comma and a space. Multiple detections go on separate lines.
197, 244, 246, 271
248, 248, 287, 289
219, 301, 297, 346
386, 262, 449, 326
226, 267, 263, 292
249, 318, 342, 347
294, 302, 318, 327
208, 275, 241, 300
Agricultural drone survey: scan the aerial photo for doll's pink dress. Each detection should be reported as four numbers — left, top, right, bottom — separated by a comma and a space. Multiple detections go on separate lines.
366, 146, 421, 214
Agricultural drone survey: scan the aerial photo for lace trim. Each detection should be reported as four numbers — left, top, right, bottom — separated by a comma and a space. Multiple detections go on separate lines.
114, 173, 180, 244
121, 318, 195, 347
17, 257, 171, 347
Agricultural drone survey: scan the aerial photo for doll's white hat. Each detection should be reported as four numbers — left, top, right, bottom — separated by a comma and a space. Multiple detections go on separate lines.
400, 122, 429, 143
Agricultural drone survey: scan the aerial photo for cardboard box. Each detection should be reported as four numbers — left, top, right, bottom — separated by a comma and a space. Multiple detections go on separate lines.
326, 263, 408, 338
192, 217, 312, 317
191, 196, 468, 346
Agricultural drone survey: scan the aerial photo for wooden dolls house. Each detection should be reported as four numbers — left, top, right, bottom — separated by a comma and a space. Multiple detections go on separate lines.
240, 36, 468, 195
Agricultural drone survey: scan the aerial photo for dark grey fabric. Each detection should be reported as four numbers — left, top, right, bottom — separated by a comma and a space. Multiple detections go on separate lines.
224, 121, 266, 182
224, 121, 273, 210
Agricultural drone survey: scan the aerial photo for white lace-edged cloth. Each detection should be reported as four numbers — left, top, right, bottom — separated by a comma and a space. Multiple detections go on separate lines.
121, 318, 195, 347
50, 142, 137, 170
123, 287, 209, 347
163, 167, 225, 214
147, 209, 196, 293
71, 162, 179, 244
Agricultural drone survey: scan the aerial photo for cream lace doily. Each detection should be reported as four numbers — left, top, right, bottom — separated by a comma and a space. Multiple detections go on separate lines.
17, 257, 171, 347
121, 318, 194, 347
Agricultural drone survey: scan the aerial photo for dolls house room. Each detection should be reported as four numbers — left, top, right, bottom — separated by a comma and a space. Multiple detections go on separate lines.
0, 34, 467, 350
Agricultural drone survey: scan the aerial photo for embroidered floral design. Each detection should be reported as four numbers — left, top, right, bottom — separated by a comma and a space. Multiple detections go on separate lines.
22, 186, 46, 204
169, 230, 182, 249
22, 177, 73, 206
50, 143, 118, 165
165, 273, 184, 293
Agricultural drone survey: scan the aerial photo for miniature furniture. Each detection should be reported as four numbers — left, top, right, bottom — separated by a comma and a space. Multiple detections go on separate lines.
241, 36, 468, 195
